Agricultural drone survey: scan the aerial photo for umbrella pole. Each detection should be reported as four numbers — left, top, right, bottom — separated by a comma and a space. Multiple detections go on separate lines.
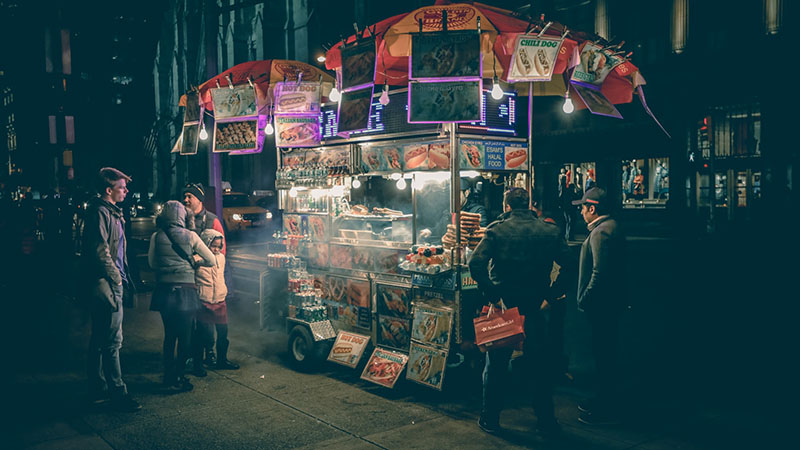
527, 81, 534, 207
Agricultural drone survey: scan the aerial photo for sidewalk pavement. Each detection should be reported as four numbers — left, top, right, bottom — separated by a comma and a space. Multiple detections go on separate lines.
9, 283, 787, 450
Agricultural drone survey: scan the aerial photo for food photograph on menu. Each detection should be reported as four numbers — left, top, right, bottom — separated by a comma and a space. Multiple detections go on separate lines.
361, 146, 382, 172
340, 37, 377, 91
360, 347, 409, 389
402, 143, 429, 170
273, 81, 321, 114
571, 41, 624, 86
213, 120, 258, 152
427, 142, 450, 170
180, 123, 199, 155
572, 82, 623, 119
407, 342, 447, 390
411, 304, 454, 348
409, 81, 481, 123
507, 36, 564, 82
183, 91, 201, 123
275, 115, 321, 148
337, 86, 374, 134
411, 31, 481, 79
210, 85, 258, 120
327, 331, 370, 368
378, 316, 411, 351
376, 284, 411, 318
281, 149, 306, 167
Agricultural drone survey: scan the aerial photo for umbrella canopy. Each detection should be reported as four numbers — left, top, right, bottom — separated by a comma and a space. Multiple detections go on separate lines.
179, 59, 335, 113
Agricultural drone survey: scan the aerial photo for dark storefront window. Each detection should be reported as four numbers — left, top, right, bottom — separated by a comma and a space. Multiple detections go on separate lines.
622, 158, 669, 208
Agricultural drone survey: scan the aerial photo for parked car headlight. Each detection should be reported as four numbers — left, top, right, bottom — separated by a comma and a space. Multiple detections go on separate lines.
232, 213, 243, 221
265, 211, 273, 219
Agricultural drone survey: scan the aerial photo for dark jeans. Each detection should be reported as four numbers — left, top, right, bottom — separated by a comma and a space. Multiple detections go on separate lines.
87, 282, 126, 397
193, 321, 229, 363
160, 309, 194, 383
481, 310, 555, 425
587, 310, 621, 412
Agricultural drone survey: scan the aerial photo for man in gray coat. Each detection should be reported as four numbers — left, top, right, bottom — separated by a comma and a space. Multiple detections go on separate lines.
573, 187, 626, 425
82, 167, 141, 412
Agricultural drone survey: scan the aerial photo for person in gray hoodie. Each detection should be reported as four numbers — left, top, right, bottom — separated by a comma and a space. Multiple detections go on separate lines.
572, 187, 627, 425
148, 200, 215, 392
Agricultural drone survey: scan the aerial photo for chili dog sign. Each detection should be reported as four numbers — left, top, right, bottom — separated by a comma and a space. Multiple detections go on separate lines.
327, 331, 370, 368
459, 139, 528, 171
273, 82, 321, 115
508, 36, 564, 82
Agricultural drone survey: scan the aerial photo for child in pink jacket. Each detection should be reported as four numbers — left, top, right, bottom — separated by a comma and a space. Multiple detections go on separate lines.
191, 229, 239, 375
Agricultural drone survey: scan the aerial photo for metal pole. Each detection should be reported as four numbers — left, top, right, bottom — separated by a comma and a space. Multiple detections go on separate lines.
205, 0, 222, 216
449, 123, 460, 264
527, 82, 534, 207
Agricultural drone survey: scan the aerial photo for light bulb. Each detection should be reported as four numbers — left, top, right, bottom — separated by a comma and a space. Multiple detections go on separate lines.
379, 85, 390, 106
316, 55, 326, 63
352, 178, 361, 189
562, 94, 574, 114
329, 87, 341, 102
199, 124, 208, 140
265, 121, 274, 135
396, 178, 407, 190
288, 187, 298, 198
390, 172, 402, 180
491, 77, 504, 100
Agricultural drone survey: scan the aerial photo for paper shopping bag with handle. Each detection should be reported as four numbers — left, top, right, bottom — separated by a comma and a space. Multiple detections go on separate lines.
473, 302, 525, 352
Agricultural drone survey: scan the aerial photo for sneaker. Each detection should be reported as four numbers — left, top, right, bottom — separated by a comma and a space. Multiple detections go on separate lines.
477, 417, 500, 434
110, 394, 142, 412
537, 419, 562, 438
215, 360, 239, 370
578, 411, 621, 426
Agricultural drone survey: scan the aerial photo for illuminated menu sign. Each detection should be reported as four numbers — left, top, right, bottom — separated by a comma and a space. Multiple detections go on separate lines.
458, 91, 527, 137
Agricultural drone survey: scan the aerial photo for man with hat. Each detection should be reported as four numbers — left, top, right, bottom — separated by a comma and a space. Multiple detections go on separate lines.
183, 183, 226, 255
572, 187, 627, 425
460, 178, 489, 227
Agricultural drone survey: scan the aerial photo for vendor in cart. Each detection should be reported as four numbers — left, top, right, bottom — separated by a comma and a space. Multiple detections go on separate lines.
460, 178, 489, 227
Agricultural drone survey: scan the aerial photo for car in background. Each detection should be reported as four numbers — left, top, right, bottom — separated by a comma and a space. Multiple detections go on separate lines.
222, 192, 272, 231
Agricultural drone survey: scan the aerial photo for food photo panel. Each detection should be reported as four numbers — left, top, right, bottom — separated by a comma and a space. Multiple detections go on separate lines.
340, 37, 377, 91
377, 315, 411, 351
274, 115, 321, 148
183, 91, 201, 124
213, 119, 259, 152
407, 342, 448, 390
411, 31, 481, 80
211, 85, 258, 120
410, 304, 454, 348
180, 123, 199, 155
273, 81, 322, 115
360, 347, 409, 389
376, 284, 411, 318
337, 86, 374, 134
570, 41, 625, 86
572, 82, 623, 119
408, 81, 481, 123
327, 331, 370, 369
507, 36, 564, 82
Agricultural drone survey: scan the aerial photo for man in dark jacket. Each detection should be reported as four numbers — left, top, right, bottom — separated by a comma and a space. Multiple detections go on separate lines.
81, 167, 141, 412
468, 188, 574, 437
460, 178, 489, 227
572, 187, 626, 425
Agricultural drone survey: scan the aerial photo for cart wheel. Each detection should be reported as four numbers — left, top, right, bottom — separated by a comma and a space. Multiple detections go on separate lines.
288, 325, 316, 369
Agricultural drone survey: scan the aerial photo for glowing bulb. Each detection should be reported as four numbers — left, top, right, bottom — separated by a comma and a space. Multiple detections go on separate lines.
265, 121, 274, 135
491, 79, 504, 100
396, 178, 407, 190
199, 124, 208, 140
562, 94, 574, 114
352, 178, 361, 189
330, 185, 345, 197
379, 85, 390, 106
390, 172, 402, 180
288, 187, 298, 198
329, 87, 341, 102
316, 55, 326, 63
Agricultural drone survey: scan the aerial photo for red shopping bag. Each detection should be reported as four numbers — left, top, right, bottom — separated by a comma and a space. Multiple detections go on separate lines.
473, 303, 525, 352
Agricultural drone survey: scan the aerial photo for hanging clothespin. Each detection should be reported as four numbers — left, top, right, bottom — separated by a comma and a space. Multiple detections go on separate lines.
537, 21, 552, 37
561, 27, 570, 39
247, 76, 254, 88
625, 51, 634, 59
215, 80, 221, 89
226, 73, 234, 89
477, 16, 480, 34
296, 72, 303, 86
353, 23, 360, 42
442, 10, 448, 32
525, 21, 535, 34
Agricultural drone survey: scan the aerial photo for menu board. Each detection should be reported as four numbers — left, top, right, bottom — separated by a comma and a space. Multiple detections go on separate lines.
180, 123, 199, 155
410, 304, 453, 348
210, 85, 258, 120
273, 82, 322, 115
571, 41, 625, 86
324, 275, 371, 331
377, 316, 411, 351
459, 138, 528, 171
360, 347, 409, 388
572, 82, 623, 119
320, 92, 438, 141
406, 342, 447, 390
213, 119, 258, 153
410, 31, 481, 80
507, 36, 564, 82
337, 86, 374, 134
409, 81, 481, 123
340, 37, 376, 91
327, 331, 370, 368
275, 115, 321, 148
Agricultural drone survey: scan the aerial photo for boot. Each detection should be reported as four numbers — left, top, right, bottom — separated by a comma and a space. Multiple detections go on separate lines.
216, 340, 239, 370
204, 350, 216, 368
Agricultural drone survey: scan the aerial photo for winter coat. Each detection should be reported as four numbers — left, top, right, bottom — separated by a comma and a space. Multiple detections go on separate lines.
148, 200, 215, 285
468, 209, 575, 317
80, 197, 131, 310
195, 229, 227, 304
189, 208, 226, 254
577, 215, 626, 314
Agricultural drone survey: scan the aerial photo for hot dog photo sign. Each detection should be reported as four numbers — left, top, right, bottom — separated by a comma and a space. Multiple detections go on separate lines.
507, 36, 564, 82
273, 81, 321, 114
459, 139, 528, 171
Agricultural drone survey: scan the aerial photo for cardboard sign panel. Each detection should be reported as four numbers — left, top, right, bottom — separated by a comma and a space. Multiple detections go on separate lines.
213, 119, 258, 152
408, 81, 481, 123
375, 284, 412, 318
572, 82, 623, 119
211, 85, 258, 120
377, 316, 411, 351
459, 138, 528, 171
410, 31, 481, 80
274, 115, 321, 148
180, 124, 199, 155
340, 37, 376, 91
273, 82, 322, 114
327, 331, 370, 368
360, 347, 408, 388
410, 303, 453, 348
183, 92, 201, 124
337, 86, 374, 134
571, 42, 625, 86
407, 342, 447, 390
507, 36, 564, 82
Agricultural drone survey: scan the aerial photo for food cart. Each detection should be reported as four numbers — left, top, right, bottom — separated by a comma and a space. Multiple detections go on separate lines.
264, 85, 531, 389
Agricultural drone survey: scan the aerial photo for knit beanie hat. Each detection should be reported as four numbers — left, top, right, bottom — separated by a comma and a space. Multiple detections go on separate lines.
183, 183, 205, 202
